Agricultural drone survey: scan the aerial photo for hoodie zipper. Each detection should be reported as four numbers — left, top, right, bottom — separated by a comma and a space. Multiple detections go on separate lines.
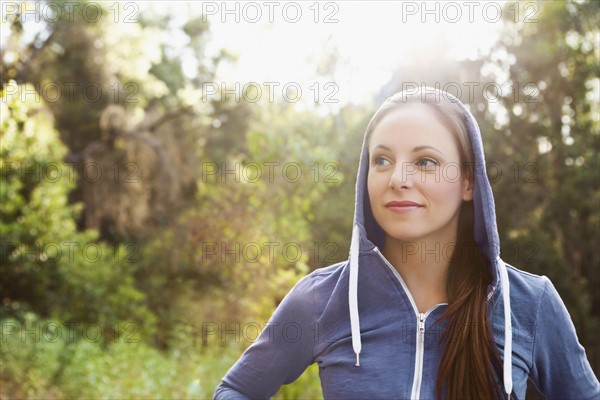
373, 247, 446, 399
410, 309, 443, 399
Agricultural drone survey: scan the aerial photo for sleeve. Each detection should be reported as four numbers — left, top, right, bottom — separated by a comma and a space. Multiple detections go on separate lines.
213, 273, 318, 399
529, 276, 600, 399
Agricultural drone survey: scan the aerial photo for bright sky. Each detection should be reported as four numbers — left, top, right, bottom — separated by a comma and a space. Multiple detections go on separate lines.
138, 0, 512, 110
179, 0, 510, 109
3, 1, 510, 110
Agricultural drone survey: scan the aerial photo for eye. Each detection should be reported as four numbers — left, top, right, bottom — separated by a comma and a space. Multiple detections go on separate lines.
374, 156, 391, 167
416, 158, 439, 170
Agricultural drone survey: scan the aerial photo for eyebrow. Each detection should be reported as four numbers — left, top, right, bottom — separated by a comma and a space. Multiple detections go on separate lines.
371, 144, 445, 156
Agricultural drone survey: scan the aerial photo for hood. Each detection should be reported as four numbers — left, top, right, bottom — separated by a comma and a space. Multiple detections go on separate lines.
347, 87, 513, 397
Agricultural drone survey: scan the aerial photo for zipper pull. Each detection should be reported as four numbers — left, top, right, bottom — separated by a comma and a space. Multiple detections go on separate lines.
418, 313, 425, 333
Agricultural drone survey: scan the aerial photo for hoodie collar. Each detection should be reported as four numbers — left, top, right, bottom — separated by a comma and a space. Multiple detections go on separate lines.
348, 87, 512, 397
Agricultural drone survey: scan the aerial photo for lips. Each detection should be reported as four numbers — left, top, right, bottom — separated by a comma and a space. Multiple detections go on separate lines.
385, 200, 423, 213
385, 201, 423, 208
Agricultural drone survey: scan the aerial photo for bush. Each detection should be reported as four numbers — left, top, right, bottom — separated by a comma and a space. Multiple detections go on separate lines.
1, 83, 156, 340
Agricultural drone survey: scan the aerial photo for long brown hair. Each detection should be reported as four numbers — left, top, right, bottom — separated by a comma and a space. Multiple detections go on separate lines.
365, 89, 505, 399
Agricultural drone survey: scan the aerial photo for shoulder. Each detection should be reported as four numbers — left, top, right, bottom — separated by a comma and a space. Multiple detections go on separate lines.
504, 265, 600, 398
309, 260, 348, 278
490, 263, 552, 330
489, 263, 567, 356
504, 262, 551, 301
500, 262, 570, 333
282, 261, 349, 322
503, 263, 573, 323
282, 261, 348, 307
302, 260, 349, 291
502, 262, 564, 319
488, 262, 552, 308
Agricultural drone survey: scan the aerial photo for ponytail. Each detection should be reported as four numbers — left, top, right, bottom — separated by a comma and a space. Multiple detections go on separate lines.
435, 201, 505, 400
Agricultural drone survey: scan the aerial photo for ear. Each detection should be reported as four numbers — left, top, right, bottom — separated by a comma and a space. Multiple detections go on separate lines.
462, 177, 473, 201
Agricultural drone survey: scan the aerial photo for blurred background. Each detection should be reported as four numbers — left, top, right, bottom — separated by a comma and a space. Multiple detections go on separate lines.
1, 0, 598, 398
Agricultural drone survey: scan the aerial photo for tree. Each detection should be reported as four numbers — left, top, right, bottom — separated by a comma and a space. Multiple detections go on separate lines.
0, 83, 155, 337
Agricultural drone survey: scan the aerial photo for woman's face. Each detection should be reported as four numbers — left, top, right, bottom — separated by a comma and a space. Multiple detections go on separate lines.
367, 103, 472, 246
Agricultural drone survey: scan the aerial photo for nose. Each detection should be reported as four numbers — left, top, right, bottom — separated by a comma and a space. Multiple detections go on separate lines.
389, 161, 417, 190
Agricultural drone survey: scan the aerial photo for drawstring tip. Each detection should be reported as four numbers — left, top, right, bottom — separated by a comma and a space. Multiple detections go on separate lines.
355, 353, 360, 367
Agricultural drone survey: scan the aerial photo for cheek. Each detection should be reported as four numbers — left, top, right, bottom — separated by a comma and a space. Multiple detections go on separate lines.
367, 170, 386, 199
421, 174, 465, 203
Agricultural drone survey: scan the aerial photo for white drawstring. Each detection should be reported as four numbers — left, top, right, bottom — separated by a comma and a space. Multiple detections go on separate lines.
498, 256, 513, 398
349, 224, 361, 366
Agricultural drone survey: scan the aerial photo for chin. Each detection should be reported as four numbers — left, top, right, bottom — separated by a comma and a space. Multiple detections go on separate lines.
384, 229, 428, 243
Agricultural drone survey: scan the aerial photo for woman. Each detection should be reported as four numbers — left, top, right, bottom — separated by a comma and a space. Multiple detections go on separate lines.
213, 87, 600, 399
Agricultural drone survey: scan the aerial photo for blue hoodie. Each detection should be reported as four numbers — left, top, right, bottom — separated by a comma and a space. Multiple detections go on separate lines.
213, 88, 600, 399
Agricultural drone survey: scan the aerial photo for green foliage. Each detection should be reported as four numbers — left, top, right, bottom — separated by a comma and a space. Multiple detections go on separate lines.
487, 0, 600, 353
0, 84, 155, 338
0, 313, 260, 399
465, 3, 600, 394
1, 315, 66, 398
132, 101, 345, 350
274, 363, 323, 400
